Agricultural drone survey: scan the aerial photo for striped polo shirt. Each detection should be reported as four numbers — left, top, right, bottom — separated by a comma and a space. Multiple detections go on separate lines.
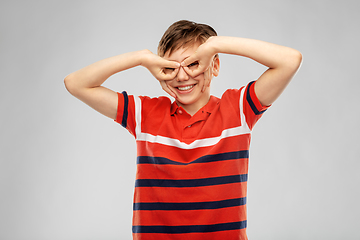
115, 81, 269, 240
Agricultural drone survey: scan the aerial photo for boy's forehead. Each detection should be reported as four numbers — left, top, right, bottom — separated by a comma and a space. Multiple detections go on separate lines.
164, 42, 200, 61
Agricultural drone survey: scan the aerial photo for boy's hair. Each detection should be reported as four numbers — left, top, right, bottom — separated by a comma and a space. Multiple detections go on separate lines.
158, 20, 217, 57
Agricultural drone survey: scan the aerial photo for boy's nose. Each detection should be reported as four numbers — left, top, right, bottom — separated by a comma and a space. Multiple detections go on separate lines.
176, 67, 189, 81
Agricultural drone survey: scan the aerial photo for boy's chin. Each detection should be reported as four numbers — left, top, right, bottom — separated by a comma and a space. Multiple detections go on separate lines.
175, 98, 187, 105
174, 96, 200, 107
174, 98, 192, 106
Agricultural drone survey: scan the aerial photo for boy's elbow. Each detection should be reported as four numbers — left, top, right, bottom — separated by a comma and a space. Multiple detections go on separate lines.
291, 49, 303, 69
283, 49, 302, 72
64, 74, 77, 95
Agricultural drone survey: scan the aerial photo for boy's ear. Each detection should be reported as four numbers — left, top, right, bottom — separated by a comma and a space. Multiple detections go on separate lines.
212, 56, 220, 77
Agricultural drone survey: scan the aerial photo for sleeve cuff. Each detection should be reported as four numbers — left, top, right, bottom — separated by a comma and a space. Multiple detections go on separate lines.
246, 81, 270, 115
115, 91, 129, 127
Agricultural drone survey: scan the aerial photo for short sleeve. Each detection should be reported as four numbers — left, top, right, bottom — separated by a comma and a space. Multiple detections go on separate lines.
243, 81, 270, 130
114, 91, 137, 137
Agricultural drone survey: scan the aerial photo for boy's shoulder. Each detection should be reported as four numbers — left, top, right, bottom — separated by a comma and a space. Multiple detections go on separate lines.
138, 95, 172, 105
137, 95, 173, 113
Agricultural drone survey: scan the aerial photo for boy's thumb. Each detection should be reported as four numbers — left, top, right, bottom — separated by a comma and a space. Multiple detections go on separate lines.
173, 62, 181, 68
181, 57, 194, 67
163, 59, 180, 68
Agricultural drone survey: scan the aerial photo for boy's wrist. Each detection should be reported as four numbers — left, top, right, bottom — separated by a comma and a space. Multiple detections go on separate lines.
204, 36, 220, 56
138, 49, 152, 66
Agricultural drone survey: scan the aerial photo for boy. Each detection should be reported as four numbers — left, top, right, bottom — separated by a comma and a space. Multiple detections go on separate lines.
65, 20, 302, 240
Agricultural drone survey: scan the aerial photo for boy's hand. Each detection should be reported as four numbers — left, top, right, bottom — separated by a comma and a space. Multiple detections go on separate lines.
141, 50, 180, 98
180, 37, 217, 79
180, 38, 218, 92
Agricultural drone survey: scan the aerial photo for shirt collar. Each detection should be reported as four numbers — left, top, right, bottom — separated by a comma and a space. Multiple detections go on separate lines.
170, 95, 219, 116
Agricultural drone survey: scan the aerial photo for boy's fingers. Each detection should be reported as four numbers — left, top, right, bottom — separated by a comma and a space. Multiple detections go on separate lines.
160, 67, 179, 81
183, 65, 206, 78
169, 61, 181, 69
181, 66, 192, 76
156, 59, 180, 81
202, 70, 211, 92
161, 58, 180, 68
181, 55, 197, 67
160, 80, 176, 98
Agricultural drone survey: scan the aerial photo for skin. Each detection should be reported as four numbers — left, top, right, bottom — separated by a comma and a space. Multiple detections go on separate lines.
64, 49, 180, 119
181, 36, 302, 107
64, 36, 302, 119
161, 42, 220, 116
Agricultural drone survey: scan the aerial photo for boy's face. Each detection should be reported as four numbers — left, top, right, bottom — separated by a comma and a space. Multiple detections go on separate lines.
163, 43, 219, 113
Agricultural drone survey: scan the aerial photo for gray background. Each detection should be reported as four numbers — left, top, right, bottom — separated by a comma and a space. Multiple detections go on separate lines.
1, 0, 359, 239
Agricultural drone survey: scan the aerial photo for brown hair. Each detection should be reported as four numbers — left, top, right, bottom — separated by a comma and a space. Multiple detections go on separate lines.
157, 20, 217, 57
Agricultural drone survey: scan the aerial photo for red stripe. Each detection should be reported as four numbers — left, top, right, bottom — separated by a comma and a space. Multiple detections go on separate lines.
133, 228, 248, 240
133, 205, 247, 226
136, 159, 248, 180
134, 182, 247, 203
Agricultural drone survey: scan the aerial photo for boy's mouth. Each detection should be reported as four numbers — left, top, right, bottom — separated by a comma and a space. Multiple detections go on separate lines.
176, 84, 196, 91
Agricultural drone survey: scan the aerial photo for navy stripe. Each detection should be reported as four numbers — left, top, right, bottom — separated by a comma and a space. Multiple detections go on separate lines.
121, 91, 128, 128
135, 174, 247, 188
137, 150, 249, 165
246, 81, 267, 115
133, 220, 247, 234
134, 197, 246, 211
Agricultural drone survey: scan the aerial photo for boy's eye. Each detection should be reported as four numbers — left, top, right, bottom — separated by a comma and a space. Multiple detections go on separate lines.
187, 61, 199, 68
163, 68, 175, 74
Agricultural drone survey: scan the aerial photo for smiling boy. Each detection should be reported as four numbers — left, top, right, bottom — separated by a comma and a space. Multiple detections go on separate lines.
65, 20, 302, 240
161, 42, 219, 116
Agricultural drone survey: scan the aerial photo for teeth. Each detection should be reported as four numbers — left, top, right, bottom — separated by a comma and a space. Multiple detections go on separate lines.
178, 85, 194, 91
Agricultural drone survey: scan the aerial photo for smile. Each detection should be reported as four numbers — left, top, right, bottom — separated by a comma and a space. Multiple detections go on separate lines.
177, 84, 196, 91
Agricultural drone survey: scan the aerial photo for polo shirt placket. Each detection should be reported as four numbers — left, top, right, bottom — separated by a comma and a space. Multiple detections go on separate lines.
170, 97, 217, 143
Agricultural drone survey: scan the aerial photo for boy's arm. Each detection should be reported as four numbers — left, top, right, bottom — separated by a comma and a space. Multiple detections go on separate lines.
64, 50, 180, 119
181, 36, 302, 106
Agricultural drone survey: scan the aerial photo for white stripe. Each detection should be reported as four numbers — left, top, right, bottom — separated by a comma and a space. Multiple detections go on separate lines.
137, 126, 250, 149
133, 87, 251, 149
134, 96, 142, 139
240, 85, 250, 132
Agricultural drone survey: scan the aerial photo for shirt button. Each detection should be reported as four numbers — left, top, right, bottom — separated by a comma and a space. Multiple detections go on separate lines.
188, 125, 191, 128
178, 109, 182, 114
